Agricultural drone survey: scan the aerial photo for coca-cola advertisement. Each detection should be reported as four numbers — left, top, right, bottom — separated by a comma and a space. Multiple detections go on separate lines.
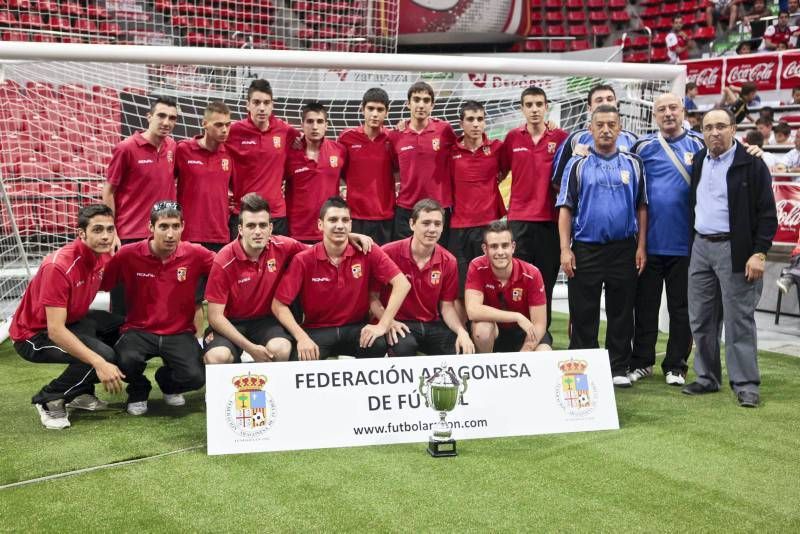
398, 0, 529, 44
725, 54, 779, 91
780, 51, 800, 89
685, 59, 723, 95
774, 183, 800, 245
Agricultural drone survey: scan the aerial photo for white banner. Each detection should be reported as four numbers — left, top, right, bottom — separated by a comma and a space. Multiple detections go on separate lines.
205, 349, 619, 455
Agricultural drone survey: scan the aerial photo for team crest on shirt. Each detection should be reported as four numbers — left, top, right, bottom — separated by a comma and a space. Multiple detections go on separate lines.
177, 266, 187, 282
431, 270, 441, 285
273, 136, 281, 148
482, 146, 491, 156
512, 288, 523, 302
547, 142, 557, 154
432, 138, 440, 151
166, 150, 174, 163
620, 170, 630, 184
330, 155, 339, 168
221, 158, 230, 171
683, 152, 693, 165
351, 263, 362, 278
267, 258, 277, 273
619, 145, 628, 152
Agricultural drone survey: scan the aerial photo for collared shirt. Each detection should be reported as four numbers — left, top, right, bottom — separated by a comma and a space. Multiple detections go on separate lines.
106, 131, 177, 239
338, 126, 395, 220
10, 239, 110, 341
102, 240, 215, 335
175, 136, 233, 244
275, 242, 401, 328
205, 236, 307, 320
684, 96, 697, 111
451, 135, 506, 228
551, 127, 639, 190
464, 256, 546, 330
666, 31, 688, 63
227, 115, 299, 217
695, 141, 736, 234
377, 238, 459, 322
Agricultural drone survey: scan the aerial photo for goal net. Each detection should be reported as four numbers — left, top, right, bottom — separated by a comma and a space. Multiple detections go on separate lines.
0, 42, 685, 341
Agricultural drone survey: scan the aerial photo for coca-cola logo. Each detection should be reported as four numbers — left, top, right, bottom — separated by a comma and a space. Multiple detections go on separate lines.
783, 60, 800, 79
776, 199, 800, 228
727, 62, 775, 84
688, 67, 720, 87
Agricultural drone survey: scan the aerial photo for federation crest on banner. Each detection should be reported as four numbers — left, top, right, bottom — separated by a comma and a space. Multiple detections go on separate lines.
547, 141, 557, 154
430, 270, 441, 285
555, 359, 596, 416
511, 287, 523, 302
352, 263, 362, 278
330, 155, 339, 168
267, 258, 277, 273
177, 267, 187, 282
432, 138, 440, 151
221, 158, 230, 172
273, 136, 281, 148
225, 373, 277, 438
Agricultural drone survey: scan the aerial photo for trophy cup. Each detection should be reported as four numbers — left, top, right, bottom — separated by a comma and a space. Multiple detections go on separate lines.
418, 363, 469, 457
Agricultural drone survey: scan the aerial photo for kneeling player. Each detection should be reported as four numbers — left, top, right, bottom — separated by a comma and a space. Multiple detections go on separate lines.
371, 199, 474, 356
465, 221, 550, 353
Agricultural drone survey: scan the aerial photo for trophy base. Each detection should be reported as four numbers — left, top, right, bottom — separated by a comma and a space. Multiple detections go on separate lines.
427, 438, 457, 457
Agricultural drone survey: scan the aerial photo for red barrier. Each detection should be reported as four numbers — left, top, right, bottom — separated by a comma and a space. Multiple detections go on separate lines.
774, 182, 800, 245
682, 51, 796, 96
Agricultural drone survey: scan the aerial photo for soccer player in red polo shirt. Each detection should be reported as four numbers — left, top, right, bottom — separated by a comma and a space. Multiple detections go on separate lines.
371, 199, 474, 356
499, 87, 568, 347
10, 204, 125, 429
465, 221, 550, 353
272, 197, 410, 360
450, 100, 506, 292
338, 87, 396, 244
103, 96, 178, 315
389, 81, 456, 242
102, 201, 215, 415
285, 102, 347, 243
227, 79, 299, 238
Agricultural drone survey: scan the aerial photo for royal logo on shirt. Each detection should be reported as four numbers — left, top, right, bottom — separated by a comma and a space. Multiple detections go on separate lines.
267, 258, 276, 273
482, 146, 491, 155
547, 142, 557, 154
619, 146, 628, 152
167, 150, 174, 163
221, 158, 230, 171
351, 263, 362, 279
621, 170, 630, 184
177, 267, 187, 282
330, 155, 339, 168
432, 138, 440, 151
683, 152, 693, 165
431, 270, 441, 285
273, 136, 281, 149
512, 288, 523, 302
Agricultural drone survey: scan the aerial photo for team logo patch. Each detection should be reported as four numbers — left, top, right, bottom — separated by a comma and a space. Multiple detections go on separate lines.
166, 150, 174, 163
619, 145, 628, 152
267, 258, 277, 273
482, 146, 491, 156
431, 270, 441, 285
330, 155, 339, 168
620, 170, 630, 185
273, 136, 281, 149
683, 152, 693, 165
547, 141, 557, 154
204, 331, 214, 344
221, 158, 230, 171
351, 263, 362, 278
177, 267, 187, 282
432, 138, 440, 151
225, 373, 277, 438
512, 288, 523, 302
555, 359, 596, 417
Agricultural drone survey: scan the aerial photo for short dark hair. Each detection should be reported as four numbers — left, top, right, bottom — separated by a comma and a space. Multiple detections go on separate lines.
78, 204, 113, 231
755, 117, 773, 127
482, 220, 513, 243
150, 200, 182, 225
686, 82, 698, 91
780, 10, 790, 17
150, 96, 178, 113
792, 86, 800, 95
204, 100, 231, 118
407, 81, 435, 101
459, 100, 485, 121
707, 107, 736, 126
247, 79, 273, 101
520, 86, 547, 105
301, 101, 327, 121
319, 196, 349, 220
744, 129, 764, 148
774, 121, 792, 136
588, 84, 616, 107
239, 193, 270, 224
673, 14, 683, 22
410, 198, 444, 222
741, 82, 758, 97
361, 87, 390, 109
591, 104, 620, 120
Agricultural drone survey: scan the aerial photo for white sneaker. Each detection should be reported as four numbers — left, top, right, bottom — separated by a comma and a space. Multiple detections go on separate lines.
627, 366, 653, 383
613, 375, 633, 388
66, 394, 108, 411
665, 371, 686, 386
127, 401, 148, 416
163, 393, 186, 406
776, 276, 793, 295
35, 399, 71, 429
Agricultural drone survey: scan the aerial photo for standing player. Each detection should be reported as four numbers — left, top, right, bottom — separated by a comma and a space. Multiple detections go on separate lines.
450, 100, 506, 292
338, 88, 396, 244
103, 96, 178, 315
272, 197, 410, 360
285, 102, 347, 243
102, 201, 215, 415
465, 221, 549, 353
227, 79, 299, 237
499, 87, 568, 346
10, 205, 125, 429
371, 199, 474, 356
389, 81, 457, 242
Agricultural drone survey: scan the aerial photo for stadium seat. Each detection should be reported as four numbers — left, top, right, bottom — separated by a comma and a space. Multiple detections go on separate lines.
591, 24, 611, 37
530, 10, 543, 23
549, 40, 568, 52
545, 11, 564, 23
611, 11, 631, 24
75, 19, 99, 34
652, 33, 667, 47
662, 3, 681, 16
567, 11, 585, 23
547, 25, 566, 37
545, 0, 561, 9
587, 0, 605, 9
86, 5, 109, 18
651, 48, 669, 62
608, 0, 628, 10
0, 12, 19, 26
36, 0, 60, 13
631, 35, 650, 48
528, 25, 544, 37
48, 16, 72, 32
566, 0, 584, 9
569, 24, 588, 37
589, 10, 608, 23
523, 40, 545, 52
60, 2, 85, 17
693, 26, 715, 42
654, 17, 673, 29
571, 39, 591, 51
18, 13, 45, 28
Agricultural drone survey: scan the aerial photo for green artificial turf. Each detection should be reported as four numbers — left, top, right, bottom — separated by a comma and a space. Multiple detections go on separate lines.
1, 313, 798, 532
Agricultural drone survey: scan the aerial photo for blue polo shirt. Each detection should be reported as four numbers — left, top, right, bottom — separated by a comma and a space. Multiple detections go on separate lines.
551, 127, 638, 189
632, 129, 705, 256
556, 149, 648, 244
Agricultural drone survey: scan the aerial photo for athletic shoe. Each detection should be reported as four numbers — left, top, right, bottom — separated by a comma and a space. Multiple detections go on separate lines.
612, 375, 632, 388
66, 393, 108, 411
163, 393, 186, 407
627, 366, 653, 383
665, 371, 686, 386
776, 276, 793, 295
35, 399, 70, 430
127, 401, 148, 415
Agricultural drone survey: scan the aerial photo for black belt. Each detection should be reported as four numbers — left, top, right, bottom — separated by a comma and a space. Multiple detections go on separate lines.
697, 232, 731, 242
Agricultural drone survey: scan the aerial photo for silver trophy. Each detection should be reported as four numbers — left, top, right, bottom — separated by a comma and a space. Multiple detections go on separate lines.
418, 363, 469, 457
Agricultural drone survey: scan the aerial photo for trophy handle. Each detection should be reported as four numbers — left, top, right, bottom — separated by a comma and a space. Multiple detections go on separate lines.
459, 374, 469, 396
418, 374, 430, 408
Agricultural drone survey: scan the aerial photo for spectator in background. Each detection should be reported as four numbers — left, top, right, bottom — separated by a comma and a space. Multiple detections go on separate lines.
790, 0, 800, 24
736, 41, 753, 55
775, 235, 800, 302
666, 15, 690, 64
779, 132, 800, 174
773, 122, 794, 144
744, 130, 780, 169
744, 0, 769, 39
789, 87, 800, 106
722, 82, 758, 123
685, 82, 699, 112
755, 117, 775, 144
708, 0, 741, 32
758, 106, 774, 122
688, 111, 704, 133
761, 11, 799, 50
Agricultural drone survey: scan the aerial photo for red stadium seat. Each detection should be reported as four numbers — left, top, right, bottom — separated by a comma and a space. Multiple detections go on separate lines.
19, 13, 45, 28
591, 24, 611, 37
609, 0, 628, 10
37, 0, 60, 12
569, 24, 588, 37
0, 12, 19, 25
75, 19, 99, 34
48, 16, 72, 32
631, 35, 650, 48
589, 10, 608, 23
547, 25, 566, 37
662, 3, 681, 16
641, 6, 660, 18
60, 2, 85, 17
18, 161, 54, 179
530, 10, 543, 23
651, 48, 669, 62
528, 25, 544, 36
7, 0, 32, 9
523, 40, 545, 52
652, 33, 667, 46
571, 39, 591, 51
693, 26, 715, 41
566, 0, 584, 9
549, 40, 568, 52
545, 0, 561, 9
587, 0, 605, 9
611, 11, 630, 24
654, 17, 673, 29
545, 11, 564, 23
567, 11, 585, 23
86, 5, 109, 18
154, 0, 173, 12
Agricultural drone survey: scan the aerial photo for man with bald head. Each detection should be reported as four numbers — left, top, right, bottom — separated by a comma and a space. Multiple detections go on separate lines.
628, 94, 705, 386
683, 109, 777, 407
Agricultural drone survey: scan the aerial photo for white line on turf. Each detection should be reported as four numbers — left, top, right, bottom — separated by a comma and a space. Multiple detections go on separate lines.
0, 445, 204, 491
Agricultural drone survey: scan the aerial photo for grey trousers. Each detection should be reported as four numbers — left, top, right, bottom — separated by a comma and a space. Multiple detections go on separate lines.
688, 237, 762, 393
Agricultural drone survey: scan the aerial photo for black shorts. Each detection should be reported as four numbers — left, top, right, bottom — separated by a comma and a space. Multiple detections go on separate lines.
303, 323, 387, 359
389, 320, 457, 357
351, 218, 393, 246
195, 241, 225, 304
203, 316, 290, 362
494, 328, 527, 353
448, 226, 485, 294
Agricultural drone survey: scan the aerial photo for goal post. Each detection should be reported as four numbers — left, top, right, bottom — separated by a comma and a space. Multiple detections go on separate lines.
0, 42, 686, 342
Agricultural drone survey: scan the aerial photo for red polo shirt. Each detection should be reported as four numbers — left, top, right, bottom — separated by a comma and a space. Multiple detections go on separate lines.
285, 138, 346, 242
499, 125, 568, 222
377, 238, 458, 322
275, 242, 401, 328
10, 239, 110, 341
465, 256, 546, 329
205, 235, 307, 321
227, 115, 299, 218
175, 136, 233, 244
389, 118, 456, 209
338, 126, 395, 220
107, 131, 177, 240
101, 240, 215, 335
451, 135, 507, 228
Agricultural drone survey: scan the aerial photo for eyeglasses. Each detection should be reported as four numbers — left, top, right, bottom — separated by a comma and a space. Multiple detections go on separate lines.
702, 123, 732, 132
152, 201, 181, 212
